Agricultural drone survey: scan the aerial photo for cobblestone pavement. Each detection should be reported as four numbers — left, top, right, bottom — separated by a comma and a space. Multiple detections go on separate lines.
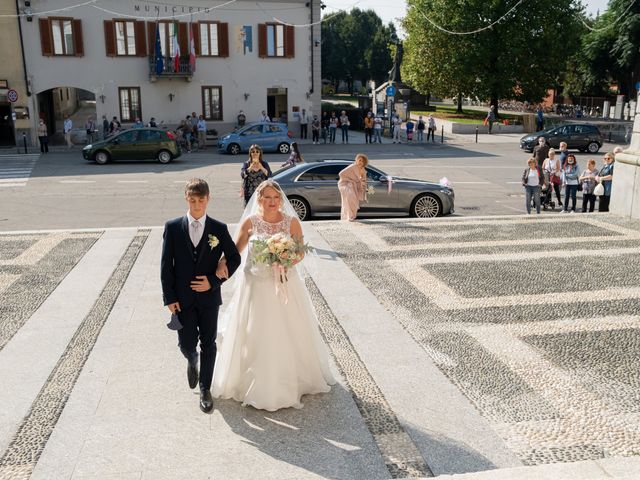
314, 214, 640, 468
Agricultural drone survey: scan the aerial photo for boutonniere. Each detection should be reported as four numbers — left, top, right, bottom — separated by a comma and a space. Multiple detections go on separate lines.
207, 234, 219, 250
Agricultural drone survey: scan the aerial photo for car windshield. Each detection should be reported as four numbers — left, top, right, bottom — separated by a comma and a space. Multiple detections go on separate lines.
272, 164, 297, 177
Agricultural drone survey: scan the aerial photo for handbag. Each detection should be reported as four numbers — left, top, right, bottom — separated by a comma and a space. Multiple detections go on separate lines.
550, 174, 561, 185
577, 183, 583, 192
593, 182, 605, 196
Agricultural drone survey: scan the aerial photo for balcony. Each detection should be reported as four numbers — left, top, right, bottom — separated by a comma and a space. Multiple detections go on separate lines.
148, 56, 194, 81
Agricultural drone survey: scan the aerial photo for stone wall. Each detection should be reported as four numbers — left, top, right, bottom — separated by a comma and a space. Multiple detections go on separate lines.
610, 98, 640, 219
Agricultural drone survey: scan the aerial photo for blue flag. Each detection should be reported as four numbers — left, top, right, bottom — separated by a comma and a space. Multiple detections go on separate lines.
155, 25, 164, 75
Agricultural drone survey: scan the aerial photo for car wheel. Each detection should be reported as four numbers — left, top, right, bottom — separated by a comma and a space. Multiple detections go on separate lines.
278, 142, 291, 154
157, 150, 173, 164
411, 193, 441, 218
228, 143, 241, 155
587, 142, 600, 153
94, 150, 110, 165
288, 196, 310, 221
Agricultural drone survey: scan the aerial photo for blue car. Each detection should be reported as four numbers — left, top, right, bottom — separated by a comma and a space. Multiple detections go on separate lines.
218, 122, 292, 155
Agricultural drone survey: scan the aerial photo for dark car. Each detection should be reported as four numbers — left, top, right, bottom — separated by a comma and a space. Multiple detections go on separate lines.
272, 160, 455, 221
82, 128, 181, 164
520, 124, 603, 153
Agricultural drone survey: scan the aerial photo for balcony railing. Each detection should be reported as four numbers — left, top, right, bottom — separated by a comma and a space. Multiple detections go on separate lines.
149, 56, 194, 78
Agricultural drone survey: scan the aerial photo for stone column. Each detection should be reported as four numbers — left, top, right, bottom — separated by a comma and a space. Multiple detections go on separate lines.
610, 96, 640, 218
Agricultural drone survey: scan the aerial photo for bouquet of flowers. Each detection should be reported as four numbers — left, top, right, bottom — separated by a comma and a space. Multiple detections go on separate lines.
251, 233, 311, 295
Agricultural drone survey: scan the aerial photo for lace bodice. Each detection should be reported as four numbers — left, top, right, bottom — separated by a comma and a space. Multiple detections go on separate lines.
245, 214, 294, 277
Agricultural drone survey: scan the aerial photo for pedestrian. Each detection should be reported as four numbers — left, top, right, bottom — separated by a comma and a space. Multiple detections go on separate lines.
321, 112, 329, 144
102, 115, 109, 139
536, 106, 544, 131
560, 154, 580, 213
241, 144, 271, 206
148, 117, 158, 128
197, 115, 207, 150
427, 115, 436, 142
533, 137, 550, 168
63, 115, 73, 149
191, 112, 198, 143
310, 115, 320, 144
521, 157, 545, 214
485, 106, 496, 134
406, 118, 415, 142
392, 115, 402, 143
300, 109, 309, 139
37, 118, 49, 154
364, 111, 374, 143
133, 117, 144, 128
183, 116, 194, 151
282, 141, 304, 167
595, 152, 615, 212
579, 159, 598, 213
329, 112, 338, 143
558, 141, 569, 168
237, 110, 246, 128
85, 116, 96, 144
109, 116, 121, 135
259, 111, 270, 123
542, 148, 562, 208
416, 115, 425, 142
338, 153, 368, 221
339, 110, 350, 143
373, 113, 383, 144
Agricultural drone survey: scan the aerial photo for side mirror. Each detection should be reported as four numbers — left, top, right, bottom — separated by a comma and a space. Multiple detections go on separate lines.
112, 138, 119, 144
378, 176, 388, 183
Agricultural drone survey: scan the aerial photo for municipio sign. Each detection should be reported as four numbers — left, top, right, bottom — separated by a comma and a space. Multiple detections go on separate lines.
7, 89, 18, 103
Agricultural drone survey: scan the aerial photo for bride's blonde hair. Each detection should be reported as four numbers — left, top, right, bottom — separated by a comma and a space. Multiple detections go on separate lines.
255, 180, 284, 213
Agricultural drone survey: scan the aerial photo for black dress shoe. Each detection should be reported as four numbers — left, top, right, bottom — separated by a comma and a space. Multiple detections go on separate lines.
200, 390, 213, 413
187, 362, 198, 390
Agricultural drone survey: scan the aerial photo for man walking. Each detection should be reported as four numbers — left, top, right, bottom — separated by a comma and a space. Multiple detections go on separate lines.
63, 115, 73, 149
300, 109, 309, 139
161, 179, 241, 413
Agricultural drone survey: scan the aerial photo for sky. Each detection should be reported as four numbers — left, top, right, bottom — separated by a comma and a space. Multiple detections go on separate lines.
322, 0, 612, 31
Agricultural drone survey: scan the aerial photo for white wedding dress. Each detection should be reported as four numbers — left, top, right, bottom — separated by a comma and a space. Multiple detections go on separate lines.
213, 214, 335, 411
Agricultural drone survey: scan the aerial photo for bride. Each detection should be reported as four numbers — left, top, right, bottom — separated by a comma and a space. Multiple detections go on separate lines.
212, 180, 335, 411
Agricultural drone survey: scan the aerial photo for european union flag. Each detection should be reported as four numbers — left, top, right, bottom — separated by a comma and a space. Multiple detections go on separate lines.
155, 25, 164, 75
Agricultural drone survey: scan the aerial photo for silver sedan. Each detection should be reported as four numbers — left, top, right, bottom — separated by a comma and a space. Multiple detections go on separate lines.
272, 160, 455, 221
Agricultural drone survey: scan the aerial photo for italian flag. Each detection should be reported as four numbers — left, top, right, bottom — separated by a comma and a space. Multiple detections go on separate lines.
172, 21, 181, 72
189, 22, 196, 72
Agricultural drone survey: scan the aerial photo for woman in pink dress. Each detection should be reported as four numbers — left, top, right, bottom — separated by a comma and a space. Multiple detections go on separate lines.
338, 154, 368, 221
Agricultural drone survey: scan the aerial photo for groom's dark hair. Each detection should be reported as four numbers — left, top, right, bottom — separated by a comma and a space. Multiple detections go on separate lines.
185, 178, 209, 198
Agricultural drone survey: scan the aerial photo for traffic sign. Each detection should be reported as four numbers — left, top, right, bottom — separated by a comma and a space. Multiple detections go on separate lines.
7, 89, 18, 103
385, 85, 396, 97
636, 81, 640, 92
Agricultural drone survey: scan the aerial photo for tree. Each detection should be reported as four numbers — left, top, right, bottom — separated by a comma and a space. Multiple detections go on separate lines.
567, 0, 640, 98
321, 9, 395, 93
401, 0, 583, 117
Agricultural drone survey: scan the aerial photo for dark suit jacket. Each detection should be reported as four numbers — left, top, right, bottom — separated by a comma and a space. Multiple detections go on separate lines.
161, 215, 241, 309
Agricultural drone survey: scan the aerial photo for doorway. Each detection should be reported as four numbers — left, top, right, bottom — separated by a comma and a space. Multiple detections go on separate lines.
267, 88, 288, 123
0, 104, 15, 146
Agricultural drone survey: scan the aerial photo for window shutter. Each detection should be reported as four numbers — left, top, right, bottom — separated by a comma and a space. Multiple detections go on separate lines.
258, 23, 267, 58
218, 22, 229, 57
104, 20, 115, 56
284, 25, 294, 58
135, 21, 147, 56
178, 22, 188, 56
72, 19, 84, 56
39, 18, 53, 56
147, 22, 157, 57
193, 23, 201, 56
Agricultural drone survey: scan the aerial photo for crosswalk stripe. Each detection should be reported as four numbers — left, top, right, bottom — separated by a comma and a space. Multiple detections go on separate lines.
0, 156, 37, 188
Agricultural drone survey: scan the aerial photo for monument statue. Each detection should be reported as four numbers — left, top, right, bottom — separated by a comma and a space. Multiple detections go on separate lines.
388, 42, 403, 84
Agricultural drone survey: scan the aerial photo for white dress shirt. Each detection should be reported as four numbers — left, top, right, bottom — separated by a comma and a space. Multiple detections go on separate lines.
186, 211, 206, 247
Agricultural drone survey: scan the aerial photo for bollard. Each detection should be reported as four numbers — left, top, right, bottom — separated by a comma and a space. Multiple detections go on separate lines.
22, 132, 27, 154
475, 126, 479, 143
441, 125, 444, 143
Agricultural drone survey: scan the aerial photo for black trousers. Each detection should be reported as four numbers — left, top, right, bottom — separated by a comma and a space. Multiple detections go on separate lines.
582, 193, 596, 212
599, 195, 610, 212
177, 302, 219, 391
364, 128, 372, 143
312, 129, 319, 142
300, 124, 308, 139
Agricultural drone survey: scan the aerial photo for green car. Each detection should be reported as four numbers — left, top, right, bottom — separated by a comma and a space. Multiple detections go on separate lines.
82, 128, 181, 164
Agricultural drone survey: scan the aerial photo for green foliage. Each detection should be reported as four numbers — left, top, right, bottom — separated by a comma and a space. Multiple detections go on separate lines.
567, 0, 640, 97
321, 9, 395, 91
401, 0, 583, 109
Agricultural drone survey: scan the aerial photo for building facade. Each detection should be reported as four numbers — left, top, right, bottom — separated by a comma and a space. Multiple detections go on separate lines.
16, 0, 321, 142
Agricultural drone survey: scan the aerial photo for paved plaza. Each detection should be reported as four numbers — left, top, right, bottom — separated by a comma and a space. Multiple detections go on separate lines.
1, 214, 640, 479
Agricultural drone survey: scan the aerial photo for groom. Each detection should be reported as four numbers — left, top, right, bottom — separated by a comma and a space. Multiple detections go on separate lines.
161, 178, 241, 413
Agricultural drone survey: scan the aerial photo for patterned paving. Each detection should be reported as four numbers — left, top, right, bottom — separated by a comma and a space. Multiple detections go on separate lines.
314, 215, 640, 467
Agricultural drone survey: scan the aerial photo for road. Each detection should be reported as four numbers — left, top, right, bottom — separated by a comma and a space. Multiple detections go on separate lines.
0, 138, 611, 231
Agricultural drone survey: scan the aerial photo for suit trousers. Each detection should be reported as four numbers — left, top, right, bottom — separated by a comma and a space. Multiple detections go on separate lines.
177, 302, 219, 391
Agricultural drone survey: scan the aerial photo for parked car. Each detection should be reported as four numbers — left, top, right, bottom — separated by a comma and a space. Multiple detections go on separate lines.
520, 124, 603, 153
272, 160, 455, 220
82, 128, 181, 164
218, 122, 292, 155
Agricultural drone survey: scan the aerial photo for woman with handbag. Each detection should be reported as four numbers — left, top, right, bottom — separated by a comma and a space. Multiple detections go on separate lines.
595, 152, 615, 212
561, 154, 580, 213
522, 157, 546, 214
579, 159, 599, 212
542, 148, 562, 208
